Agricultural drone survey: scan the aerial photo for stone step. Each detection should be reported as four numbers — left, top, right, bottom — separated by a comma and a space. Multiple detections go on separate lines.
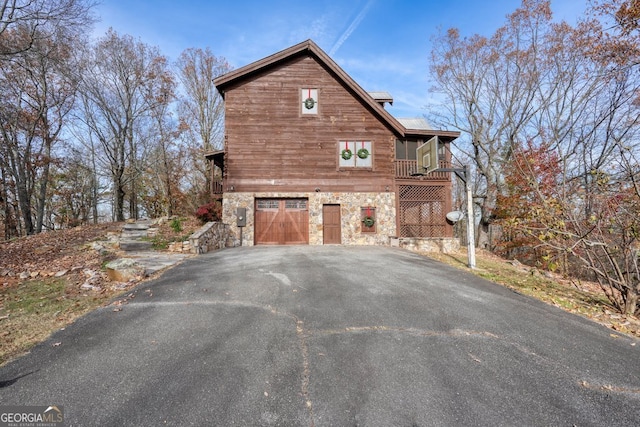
123, 223, 150, 231
121, 230, 148, 239
119, 240, 153, 251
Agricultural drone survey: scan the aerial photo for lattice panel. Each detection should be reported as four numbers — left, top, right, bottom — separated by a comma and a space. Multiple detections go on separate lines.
399, 185, 444, 201
400, 224, 448, 238
398, 185, 448, 238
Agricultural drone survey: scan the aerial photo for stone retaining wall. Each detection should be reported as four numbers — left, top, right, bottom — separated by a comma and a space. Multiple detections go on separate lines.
167, 240, 193, 253
187, 221, 232, 254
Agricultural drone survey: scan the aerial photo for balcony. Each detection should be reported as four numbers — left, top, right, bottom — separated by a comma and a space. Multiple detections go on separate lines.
211, 179, 223, 199
394, 159, 451, 180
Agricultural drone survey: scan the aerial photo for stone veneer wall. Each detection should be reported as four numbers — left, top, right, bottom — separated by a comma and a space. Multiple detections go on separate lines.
188, 221, 232, 254
394, 237, 460, 254
222, 192, 396, 246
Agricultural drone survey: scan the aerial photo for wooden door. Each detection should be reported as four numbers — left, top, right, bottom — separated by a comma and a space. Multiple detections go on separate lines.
255, 199, 308, 245
323, 204, 341, 244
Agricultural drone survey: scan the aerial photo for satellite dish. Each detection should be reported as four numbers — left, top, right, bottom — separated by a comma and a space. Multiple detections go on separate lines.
446, 210, 465, 223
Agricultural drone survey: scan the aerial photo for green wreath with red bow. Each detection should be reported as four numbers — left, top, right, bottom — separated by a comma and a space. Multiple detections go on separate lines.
357, 148, 370, 159
362, 216, 375, 227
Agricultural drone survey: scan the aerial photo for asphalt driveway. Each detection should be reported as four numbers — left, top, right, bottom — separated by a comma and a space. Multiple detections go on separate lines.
1, 246, 639, 426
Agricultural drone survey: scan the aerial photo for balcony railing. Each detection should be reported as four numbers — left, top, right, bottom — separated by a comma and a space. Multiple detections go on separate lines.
394, 159, 451, 180
211, 179, 223, 197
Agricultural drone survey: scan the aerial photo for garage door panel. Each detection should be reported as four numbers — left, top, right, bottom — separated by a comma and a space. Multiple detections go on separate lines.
255, 209, 280, 245
284, 210, 309, 244
255, 199, 308, 245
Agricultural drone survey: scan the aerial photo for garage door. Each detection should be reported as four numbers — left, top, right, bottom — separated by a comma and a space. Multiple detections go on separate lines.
255, 199, 309, 245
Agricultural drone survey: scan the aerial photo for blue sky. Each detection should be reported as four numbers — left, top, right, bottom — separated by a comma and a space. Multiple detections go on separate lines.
94, 0, 588, 119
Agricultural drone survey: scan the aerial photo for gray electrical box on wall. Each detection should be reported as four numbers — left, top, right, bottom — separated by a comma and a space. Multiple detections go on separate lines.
236, 207, 246, 227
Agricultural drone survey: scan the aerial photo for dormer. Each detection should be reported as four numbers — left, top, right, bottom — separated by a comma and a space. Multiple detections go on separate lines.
368, 91, 393, 109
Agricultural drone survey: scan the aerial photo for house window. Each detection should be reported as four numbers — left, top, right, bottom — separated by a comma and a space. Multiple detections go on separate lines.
285, 199, 308, 209
396, 138, 447, 162
339, 141, 372, 168
301, 88, 318, 114
395, 139, 418, 160
256, 199, 279, 210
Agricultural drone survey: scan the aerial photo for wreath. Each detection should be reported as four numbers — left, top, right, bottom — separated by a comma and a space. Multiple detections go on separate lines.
341, 148, 353, 160
304, 97, 315, 109
362, 216, 375, 228
357, 148, 370, 159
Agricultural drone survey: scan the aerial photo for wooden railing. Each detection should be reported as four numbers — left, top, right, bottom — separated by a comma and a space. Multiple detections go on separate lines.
211, 179, 223, 196
394, 160, 451, 180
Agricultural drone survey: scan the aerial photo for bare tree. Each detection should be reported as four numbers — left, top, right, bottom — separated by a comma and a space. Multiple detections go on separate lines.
176, 47, 230, 208
47, 152, 97, 228
461, 1, 640, 315
0, 23, 85, 234
65, 122, 105, 224
430, 1, 552, 247
142, 72, 186, 218
429, 0, 613, 248
76, 29, 171, 221
0, 0, 96, 56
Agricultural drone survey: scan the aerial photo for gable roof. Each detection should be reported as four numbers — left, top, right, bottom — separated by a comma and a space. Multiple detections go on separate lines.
214, 39, 459, 141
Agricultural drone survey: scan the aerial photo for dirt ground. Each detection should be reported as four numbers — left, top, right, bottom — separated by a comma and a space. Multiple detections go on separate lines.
0, 218, 202, 291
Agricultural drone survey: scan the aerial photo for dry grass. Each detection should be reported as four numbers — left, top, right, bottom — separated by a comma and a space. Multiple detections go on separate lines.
0, 218, 202, 367
0, 278, 127, 366
423, 249, 640, 338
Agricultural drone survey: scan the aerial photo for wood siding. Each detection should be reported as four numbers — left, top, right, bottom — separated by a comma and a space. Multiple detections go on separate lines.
223, 55, 395, 193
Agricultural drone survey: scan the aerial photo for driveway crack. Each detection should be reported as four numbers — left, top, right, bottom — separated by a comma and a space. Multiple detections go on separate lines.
295, 318, 315, 427
315, 326, 500, 339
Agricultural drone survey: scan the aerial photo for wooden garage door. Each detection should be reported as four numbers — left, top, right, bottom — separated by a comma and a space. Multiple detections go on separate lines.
255, 199, 309, 245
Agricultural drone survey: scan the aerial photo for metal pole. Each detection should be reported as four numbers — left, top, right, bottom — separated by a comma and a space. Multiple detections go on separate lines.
464, 165, 476, 269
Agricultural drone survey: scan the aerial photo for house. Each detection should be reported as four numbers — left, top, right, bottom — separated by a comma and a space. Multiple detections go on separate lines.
208, 39, 459, 250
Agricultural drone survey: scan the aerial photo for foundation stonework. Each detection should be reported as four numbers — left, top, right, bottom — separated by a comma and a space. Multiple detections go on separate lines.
222, 192, 396, 246
397, 237, 460, 254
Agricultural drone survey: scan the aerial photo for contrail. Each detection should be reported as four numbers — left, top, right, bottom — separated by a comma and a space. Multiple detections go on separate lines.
329, 0, 374, 56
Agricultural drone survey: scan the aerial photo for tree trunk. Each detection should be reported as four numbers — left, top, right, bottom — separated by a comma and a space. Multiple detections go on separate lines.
114, 183, 125, 222
90, 143, 99, 223
623, 288, 638, 316
113, 167, 126, 222
477, 183, 498, 250
91, 173, 99, 224
0, 168, 19, 240
16, 179, 34, 235
128, 182, 137, 220
35, 138, 52, 233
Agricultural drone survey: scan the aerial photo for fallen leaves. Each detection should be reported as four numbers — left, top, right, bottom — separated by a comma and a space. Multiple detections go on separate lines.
0, 223, 123, 292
